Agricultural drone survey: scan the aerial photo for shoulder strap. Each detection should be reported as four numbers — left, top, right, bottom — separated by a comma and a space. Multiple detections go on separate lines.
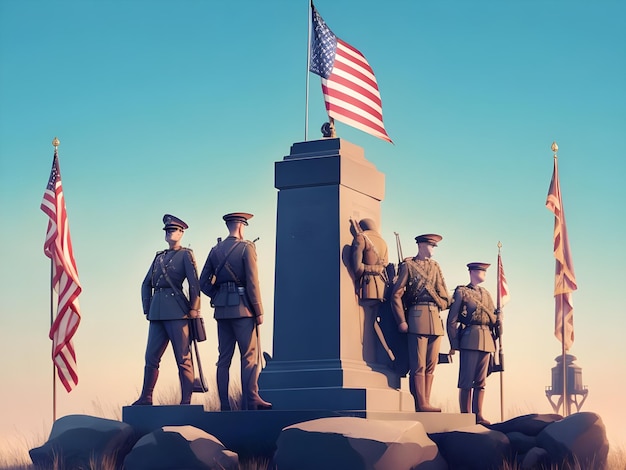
213, 241, 241, 278
158, 251, 190, 311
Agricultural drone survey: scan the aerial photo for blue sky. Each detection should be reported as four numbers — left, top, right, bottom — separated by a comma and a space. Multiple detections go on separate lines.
1, 0, 625, 454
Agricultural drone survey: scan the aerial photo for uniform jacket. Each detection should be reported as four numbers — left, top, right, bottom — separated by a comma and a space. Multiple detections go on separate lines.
390, 258, 450, 335
447, 284, 497, 352
199, 236, 264, 320
351, 229, 389, 301
141, 248, 200, 321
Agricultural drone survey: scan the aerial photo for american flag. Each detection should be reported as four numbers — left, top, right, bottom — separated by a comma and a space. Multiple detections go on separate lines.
546, 155, 577, 351
41, 149, 82, 392
497, 251, 510, 308
309, 3, 392, 143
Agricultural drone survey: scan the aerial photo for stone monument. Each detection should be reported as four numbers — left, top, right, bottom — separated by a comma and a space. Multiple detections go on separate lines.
258, 138, 414, 412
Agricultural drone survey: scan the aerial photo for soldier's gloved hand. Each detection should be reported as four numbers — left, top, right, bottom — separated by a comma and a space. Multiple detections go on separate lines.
256, 314, 264, 325
496, 318, 503, 336
398, 321, 408, 333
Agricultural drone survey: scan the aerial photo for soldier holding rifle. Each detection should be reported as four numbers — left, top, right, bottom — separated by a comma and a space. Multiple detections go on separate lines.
390, 234, 450, 412
447, 262, 501, 425
199, 212, 272, 411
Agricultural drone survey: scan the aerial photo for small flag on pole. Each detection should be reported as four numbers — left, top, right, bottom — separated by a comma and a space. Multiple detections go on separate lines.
497, 250, 510, 307
309, 2, 392, 143
546, 145, 577, 351
41, 144, 82, 392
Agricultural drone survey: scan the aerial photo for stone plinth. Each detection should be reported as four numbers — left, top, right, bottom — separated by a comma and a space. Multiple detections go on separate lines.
259, 138, 412, 411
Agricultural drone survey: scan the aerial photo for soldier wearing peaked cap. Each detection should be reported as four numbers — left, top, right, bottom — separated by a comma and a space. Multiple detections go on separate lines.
447, 262, 499, 425
390, 233, 450, 412
199, 212, 272, 411
132, 214, 201, 406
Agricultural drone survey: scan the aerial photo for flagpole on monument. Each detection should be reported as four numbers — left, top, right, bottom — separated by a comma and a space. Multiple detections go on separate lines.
304, 0, 312, 141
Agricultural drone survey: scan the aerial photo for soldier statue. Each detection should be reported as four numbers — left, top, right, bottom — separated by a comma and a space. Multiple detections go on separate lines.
133, 214, 201, 406
199, 212, 272, 411
390, 234, 450, 412
447, 262, 501, 425
351, 218, 389, 304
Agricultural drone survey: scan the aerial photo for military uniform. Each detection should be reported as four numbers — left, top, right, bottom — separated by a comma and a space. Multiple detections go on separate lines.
351, 219, 389, 303
134, 214, 200, 406
199, 212, 270, 411
390, 234, 450, 412
446, 262, 498, 424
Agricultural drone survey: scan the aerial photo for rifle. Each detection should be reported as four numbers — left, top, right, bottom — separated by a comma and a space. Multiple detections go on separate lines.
394, 232, 403, 264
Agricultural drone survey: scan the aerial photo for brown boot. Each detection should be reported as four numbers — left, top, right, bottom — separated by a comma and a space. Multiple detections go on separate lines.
132, 367, 158, 406
472, 387, 491, 425
424, 374, 441, 412
413, 374, 441, 412
459, 389, 471, 413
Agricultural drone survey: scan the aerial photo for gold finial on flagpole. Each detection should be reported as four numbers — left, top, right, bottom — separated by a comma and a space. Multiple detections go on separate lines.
497, 240, 502, 253
551, 141, 558, 159
52, 137, 60, 150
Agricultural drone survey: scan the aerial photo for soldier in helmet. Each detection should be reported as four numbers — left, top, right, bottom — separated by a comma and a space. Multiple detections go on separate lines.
199, 212, 272, 411
447, 262, 500, 425
133, 214, 201, 406
390, 234, 450, 412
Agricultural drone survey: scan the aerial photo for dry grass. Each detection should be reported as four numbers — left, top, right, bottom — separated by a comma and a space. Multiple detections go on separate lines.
2, 386, 624, 470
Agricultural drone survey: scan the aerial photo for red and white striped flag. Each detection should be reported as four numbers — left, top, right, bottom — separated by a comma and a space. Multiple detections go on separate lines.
41, 149, 82, 392
497, 251, 510, 308
546, 155, 577, 351
309, 3, 392, 143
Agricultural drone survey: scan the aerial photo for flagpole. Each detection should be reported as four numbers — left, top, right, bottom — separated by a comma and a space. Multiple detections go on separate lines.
304, 1, 312, 141
552, 141, 569, 417
497, 241, 504, 422
50, 136, 59, 423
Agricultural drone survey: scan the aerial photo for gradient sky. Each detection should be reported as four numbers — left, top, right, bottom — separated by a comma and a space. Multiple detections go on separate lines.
1, 0, 625, 456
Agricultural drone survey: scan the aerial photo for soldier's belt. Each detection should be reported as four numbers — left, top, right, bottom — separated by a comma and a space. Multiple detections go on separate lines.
410, 301, 437, 306
154, 287, 174, 292
218, 282, 245, 292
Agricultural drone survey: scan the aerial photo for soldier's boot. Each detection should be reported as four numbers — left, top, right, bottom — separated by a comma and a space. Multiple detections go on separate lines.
424, 374, 441, 412
217, 367, 231, 411
413, 374, 441, 412
179, 370, 193, 405
472, 387, 491, 425
459, 388, 472, 413
132, 367, 158, 406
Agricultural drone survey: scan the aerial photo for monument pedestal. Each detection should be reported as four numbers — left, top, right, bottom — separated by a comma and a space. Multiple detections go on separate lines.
259, 138, 413, 411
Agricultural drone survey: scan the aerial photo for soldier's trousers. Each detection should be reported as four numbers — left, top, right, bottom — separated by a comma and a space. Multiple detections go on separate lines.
407, 333, 442, 377
458, 349, 490, 389
144, 319, 194, 401
216, 317, 261, 408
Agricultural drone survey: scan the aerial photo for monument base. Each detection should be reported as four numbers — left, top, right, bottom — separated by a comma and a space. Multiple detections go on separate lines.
122, 405, 476, 459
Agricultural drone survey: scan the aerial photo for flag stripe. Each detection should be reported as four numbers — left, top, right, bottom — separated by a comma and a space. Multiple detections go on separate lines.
309, 4, 392, 143
546, 156, 577, 351
497, 252, 510, 307
41, 150, 81, 392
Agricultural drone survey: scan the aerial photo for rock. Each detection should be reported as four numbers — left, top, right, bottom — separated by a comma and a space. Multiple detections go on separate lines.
29, 414, 137, 469
520, 447, 549, 469
536, 411, 609, 468
487, 413, 563, 436
506, 431, 536, 455
272, 416, 446, 470
430, 424, 510, 470
124, 425, 238, 470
